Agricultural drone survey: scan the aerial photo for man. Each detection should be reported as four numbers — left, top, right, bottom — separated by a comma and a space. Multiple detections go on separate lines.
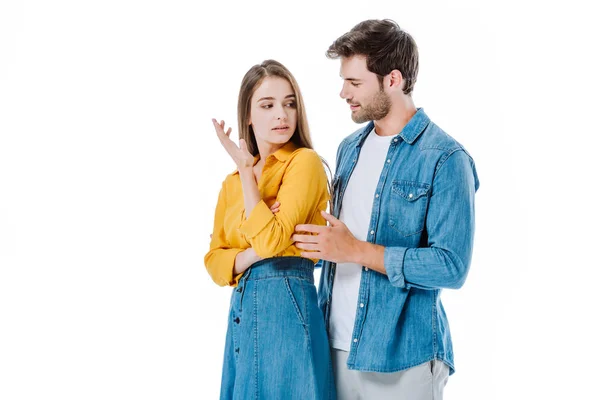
292, 19, 479, 399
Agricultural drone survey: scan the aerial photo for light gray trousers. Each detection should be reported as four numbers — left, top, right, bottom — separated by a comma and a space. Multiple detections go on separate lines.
331, 348, 449, 400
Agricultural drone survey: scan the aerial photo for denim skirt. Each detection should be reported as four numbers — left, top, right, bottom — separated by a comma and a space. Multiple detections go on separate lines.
220, 256, 336, 400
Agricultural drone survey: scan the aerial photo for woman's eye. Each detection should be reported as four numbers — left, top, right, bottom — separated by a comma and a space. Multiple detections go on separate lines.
286, 102, 296, 108
262, 104, 273, 109
351, 83, 360, 87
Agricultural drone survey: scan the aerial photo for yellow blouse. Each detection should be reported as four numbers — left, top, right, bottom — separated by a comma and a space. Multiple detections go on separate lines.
204, 141, 330, 287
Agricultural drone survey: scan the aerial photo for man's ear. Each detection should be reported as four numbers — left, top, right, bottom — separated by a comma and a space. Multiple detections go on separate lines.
388, 69, 404, 90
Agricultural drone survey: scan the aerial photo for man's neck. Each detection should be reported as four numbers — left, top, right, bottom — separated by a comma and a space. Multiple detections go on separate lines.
373, 96, 417, 137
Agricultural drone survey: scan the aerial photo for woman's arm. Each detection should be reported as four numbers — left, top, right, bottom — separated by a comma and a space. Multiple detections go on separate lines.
204, 180, 279, 287
233, 248, 261, 276
238, 149, 330, 258
204, 180, 247, 287
210, 117, 263, 227
238, 166, 261, 218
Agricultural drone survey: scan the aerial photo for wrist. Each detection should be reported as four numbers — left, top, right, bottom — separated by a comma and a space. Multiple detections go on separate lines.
349, 238, 365, 264
238, 165, 254, 176
247, 247, 261, 263
238, 167, 256, 186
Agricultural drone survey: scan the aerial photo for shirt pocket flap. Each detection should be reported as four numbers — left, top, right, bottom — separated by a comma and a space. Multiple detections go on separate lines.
391, 180, 431, 202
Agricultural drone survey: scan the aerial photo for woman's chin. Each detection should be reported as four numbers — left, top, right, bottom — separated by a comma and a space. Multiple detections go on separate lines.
269, 135, 293, 144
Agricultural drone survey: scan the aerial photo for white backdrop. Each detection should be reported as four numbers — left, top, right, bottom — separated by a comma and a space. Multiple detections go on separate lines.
1, 0, 598, 399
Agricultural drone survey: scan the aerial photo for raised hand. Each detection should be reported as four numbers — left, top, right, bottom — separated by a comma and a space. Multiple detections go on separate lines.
212, 118, 254, 169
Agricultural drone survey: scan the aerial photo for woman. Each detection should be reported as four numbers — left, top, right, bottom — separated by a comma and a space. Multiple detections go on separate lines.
204, 60, 335, 400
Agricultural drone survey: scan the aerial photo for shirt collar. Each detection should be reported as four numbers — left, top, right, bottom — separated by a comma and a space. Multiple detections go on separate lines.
270, 141, 299, 162
397, 108, 430, 144
354, 108, 430, 147
233, 141, 299, 175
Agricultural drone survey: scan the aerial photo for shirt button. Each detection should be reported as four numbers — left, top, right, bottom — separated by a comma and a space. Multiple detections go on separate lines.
387, 159, 391, 163
408, 193, 413, 199
353, 338, 358, 343
370, 230, 374, 235
364, 267, 369, 271
394, 138, 398, 142
375, 194, 379, 198
360, 303, 364, 308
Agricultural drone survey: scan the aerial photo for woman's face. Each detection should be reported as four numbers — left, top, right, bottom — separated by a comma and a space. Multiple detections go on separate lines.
248, 76, 297, 147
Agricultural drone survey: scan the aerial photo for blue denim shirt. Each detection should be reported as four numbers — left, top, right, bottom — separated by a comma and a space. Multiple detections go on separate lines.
317, 108, 479, 374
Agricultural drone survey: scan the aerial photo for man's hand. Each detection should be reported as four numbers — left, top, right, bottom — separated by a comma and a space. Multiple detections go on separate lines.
292, 211, 360, 263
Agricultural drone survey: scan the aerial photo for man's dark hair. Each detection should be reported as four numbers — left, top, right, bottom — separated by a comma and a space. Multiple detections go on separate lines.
326, 19, 419, 95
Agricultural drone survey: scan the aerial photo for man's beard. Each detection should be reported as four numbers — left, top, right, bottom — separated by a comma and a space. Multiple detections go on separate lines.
351, 90, 392, 123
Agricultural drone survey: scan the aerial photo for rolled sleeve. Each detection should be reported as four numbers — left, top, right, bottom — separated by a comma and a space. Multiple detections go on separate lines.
203, 179, 246, 287
384, 246, 409, 288
210, 248, 245, 286
236, 149, 329, 259
394, 150, 478, 290
239, 200, 275, 239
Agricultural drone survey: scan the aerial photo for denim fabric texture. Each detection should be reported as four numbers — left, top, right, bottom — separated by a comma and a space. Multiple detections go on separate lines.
221, 256, 336, 399
317, 108, 479, 375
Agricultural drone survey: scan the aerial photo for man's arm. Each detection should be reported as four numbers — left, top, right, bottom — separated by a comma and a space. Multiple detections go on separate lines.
295, 150, 478, 290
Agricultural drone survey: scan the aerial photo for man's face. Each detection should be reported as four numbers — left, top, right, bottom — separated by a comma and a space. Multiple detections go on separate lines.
339, 55, 391, 123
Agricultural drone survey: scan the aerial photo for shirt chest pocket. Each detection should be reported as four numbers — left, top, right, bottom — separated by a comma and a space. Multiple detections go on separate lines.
388, 180, 431, 237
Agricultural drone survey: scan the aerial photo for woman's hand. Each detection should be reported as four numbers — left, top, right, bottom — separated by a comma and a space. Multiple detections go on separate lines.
269, 201, 280, 214
234, 247, 262, 275
212, 118, 254, 169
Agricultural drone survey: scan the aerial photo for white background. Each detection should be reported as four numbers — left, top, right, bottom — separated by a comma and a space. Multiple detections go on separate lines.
1, 0, 598, 399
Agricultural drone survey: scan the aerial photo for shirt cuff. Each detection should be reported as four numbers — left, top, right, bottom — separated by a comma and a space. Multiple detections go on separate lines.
220, 248, 245, 287
239, 200, 274, 239
384, 246, 409, 288
230, 270, 244, 287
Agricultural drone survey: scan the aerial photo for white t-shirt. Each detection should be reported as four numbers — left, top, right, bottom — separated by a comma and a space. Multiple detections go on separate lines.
329, 128, 394, 351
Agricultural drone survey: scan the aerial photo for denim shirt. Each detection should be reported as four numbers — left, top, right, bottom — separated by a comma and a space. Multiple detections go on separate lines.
317, 108, 479, 374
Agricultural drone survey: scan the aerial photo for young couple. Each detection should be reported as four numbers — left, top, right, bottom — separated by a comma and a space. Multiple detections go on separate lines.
204, 19, 479, 400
